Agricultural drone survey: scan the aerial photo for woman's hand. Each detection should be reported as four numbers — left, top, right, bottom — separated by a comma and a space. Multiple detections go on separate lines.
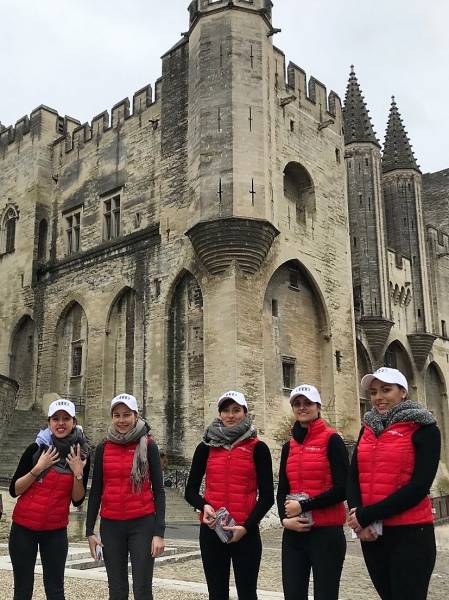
151, 536, 165, 558
347, 507, 362, 532
34, 447, 60, 475
223, 525, 247, 543
202, 504, 217, 528
284, 499, 301, 518
357, 525, 378, 542
66, 443, 87, 477
87, 534, 103, 560
282, 516, 312, 533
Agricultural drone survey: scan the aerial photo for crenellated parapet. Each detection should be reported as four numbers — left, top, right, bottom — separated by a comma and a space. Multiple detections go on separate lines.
0, 106, 80, 159
53, 80, 162, 156
427, 225, 449, 258
280, 58, 342, 130
189, 0, 272, 27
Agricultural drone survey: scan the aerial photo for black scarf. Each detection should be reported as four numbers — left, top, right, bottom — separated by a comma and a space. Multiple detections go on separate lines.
363, 399, 435, 436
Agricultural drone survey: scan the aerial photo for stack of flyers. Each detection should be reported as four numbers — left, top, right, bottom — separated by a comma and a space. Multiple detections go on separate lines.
213, 507, 236, 543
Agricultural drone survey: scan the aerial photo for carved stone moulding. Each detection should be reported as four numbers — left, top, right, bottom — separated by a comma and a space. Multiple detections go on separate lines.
186, 217, 279, 276
359, 316, 394, 359
407, 333, 437, 372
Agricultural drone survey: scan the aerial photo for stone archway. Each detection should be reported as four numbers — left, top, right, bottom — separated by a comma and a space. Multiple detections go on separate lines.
166, 272, 204, 462
9, 316, 36, 409
425, 363, 449, 467
283, 162, 315, 225
54, 302, 88, 406
263, 259, 331, 439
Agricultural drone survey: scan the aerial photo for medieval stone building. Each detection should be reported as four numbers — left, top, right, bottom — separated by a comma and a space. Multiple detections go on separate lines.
0, 0, 448, 486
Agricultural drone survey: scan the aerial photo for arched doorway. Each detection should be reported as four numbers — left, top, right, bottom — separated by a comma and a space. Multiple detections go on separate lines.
384, 340, 414, 397
104, 288, 141, 402
425, 363, 448, 467
54, 302, 88, 411
283, 162, 315, 225
9, 316, 36, 409
263, 260, 331, 438
166, 272, 204, 462
356, 341, 372, 417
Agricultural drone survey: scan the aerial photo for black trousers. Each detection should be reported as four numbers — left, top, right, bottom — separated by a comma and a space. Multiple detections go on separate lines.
100, 514, 156, 600
361, 524, 436, 600
282, 526, 346, 600
199, 523, 262, 600
9, 522, 68, 600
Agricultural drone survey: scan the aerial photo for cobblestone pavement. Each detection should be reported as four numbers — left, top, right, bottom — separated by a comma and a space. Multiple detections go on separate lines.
1, 526, 448, 599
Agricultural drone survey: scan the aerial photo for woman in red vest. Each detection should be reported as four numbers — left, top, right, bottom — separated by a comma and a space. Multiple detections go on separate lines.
185, 390, 274, 600
347, 367, 441, 600
86, 393, 165, 600
277, 384, 349, 600
9, 398, 90, 600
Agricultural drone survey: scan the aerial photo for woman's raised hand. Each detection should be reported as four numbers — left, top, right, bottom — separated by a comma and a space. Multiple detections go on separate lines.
66, 443, 87, 476
34, 447, 60, 474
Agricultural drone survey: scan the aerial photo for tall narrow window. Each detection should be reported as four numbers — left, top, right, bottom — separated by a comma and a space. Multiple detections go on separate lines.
65, 210, 81, 255
37, 219, 48, 260
71, 344, 83, 377
103, 195, 121, 240
282, 357, 296, 390
442, 320, 447, 338
5, 210, 16, 253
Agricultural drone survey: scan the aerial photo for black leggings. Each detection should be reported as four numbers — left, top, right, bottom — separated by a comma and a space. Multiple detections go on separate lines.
100, 514, 156, 600
361, 524, 436, 600
199, 523, 262, 600
282, 526, 346, 600
9, 522, 68, 600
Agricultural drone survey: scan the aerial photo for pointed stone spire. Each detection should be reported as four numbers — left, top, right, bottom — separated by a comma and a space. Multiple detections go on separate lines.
343, 65, 379, 146
382, 96, 420, 173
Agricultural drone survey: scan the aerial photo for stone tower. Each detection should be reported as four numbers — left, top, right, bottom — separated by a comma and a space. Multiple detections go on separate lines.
382, 97, 435, 370
343, 67, 392, 366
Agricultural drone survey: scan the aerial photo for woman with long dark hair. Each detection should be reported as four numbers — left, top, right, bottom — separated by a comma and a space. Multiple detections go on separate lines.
185, 390, 274, 600
347, 367, 441, 600
277, 384, 349, 600
86, 393, 165, 600
9, 398, 90, 600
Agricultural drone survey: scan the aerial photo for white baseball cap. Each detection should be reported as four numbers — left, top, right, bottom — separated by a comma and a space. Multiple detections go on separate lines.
361, 367, 408, 392
111, 393, 139, 412
217, 390, 248, 410
289, 384, 322, 405
48, 399, 76, 418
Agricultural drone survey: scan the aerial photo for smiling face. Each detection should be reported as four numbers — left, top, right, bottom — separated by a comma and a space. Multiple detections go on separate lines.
291, 395, 320, 427
369, 379, 407, 415
111, 403, 138, 434
49, 410, 75, 438
218, 400, 246, 427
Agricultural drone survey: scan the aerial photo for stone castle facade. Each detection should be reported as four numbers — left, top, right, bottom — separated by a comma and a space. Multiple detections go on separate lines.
0, 0, 448, 481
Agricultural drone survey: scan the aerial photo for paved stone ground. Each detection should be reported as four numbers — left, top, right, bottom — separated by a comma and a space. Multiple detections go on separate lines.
1, 527, 449, 599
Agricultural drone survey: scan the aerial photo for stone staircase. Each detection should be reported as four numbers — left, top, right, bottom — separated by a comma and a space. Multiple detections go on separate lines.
0, 406, 47, 480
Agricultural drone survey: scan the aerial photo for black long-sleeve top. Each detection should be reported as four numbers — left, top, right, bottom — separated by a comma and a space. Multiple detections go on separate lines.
10, 443, 91, 508
277, 420, 349, 521
85, 440, 166, 537
347, 423, 441, 529
184, 440, 274, 532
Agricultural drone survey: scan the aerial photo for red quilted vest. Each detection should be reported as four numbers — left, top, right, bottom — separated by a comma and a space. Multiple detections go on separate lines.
286, 419, 346, 526
357, 422, 433, 525
100, 439, 155, 520
13, 469, 73, 531
204, 437, 259, 525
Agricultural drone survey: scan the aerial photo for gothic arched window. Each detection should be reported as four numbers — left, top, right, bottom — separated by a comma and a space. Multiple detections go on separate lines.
1, 207, 18, 254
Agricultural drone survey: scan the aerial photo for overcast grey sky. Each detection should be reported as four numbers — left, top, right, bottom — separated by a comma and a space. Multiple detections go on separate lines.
1, 0, 447, 173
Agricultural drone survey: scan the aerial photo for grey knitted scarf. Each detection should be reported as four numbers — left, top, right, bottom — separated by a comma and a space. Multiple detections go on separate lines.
106, 418, 150, 492
202, 415, 257, 449
363, 399, 436, 436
